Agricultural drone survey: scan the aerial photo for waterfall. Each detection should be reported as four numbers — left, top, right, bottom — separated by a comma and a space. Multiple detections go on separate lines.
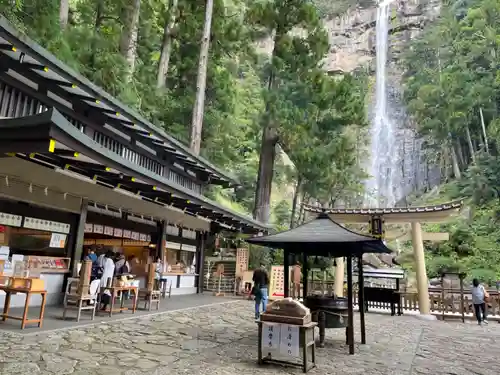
364, 0, 402, 208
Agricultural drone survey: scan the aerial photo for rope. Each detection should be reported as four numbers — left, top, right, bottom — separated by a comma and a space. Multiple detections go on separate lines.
314, 309, 348, 323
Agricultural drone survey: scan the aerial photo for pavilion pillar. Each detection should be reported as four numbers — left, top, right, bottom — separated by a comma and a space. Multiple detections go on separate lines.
283, 249, 290, 298
334, 257, 344, 297
411, 222, 430, 315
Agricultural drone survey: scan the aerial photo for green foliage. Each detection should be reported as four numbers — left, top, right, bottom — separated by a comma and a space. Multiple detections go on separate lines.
2, 0, 367, 265
398, 0, 500, 284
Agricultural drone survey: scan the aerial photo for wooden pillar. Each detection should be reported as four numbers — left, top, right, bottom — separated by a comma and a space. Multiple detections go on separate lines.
346, 256, 354, 355
411, 222, 430, 315
283, 249, 290, 298
357, 256, 366, 344
302, 252, 308, 299
147, 263, 155, 291
77, 260, 92, 296
156, 221, 166, 261
71, 199, 88, 277
334, 257, 344, 297
195, 231, 206, 294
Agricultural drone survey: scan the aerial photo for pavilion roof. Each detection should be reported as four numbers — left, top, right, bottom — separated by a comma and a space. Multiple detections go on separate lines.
247, 213, 392, 257
303, 200, 463, 223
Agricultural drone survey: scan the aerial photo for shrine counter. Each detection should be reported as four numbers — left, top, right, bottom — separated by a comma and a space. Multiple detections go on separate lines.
160, 273, 198, 295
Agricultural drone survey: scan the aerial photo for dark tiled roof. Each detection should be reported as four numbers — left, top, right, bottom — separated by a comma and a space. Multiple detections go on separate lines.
303, 200, 463, 215
247, 213, 392, 256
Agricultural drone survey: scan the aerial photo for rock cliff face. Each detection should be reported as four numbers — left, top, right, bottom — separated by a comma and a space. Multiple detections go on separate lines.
324, 0, 443, 203
322, 0, 441, 74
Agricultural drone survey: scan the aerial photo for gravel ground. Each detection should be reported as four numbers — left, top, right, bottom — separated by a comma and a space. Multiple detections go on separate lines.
0, 300, 498, 375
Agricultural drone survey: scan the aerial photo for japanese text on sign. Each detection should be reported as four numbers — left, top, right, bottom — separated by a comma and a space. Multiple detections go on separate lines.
261, 323, 281, 351
279, 324, 299, 357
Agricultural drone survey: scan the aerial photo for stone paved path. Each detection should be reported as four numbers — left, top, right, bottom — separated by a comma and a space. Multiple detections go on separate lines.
0, 300, 499, 375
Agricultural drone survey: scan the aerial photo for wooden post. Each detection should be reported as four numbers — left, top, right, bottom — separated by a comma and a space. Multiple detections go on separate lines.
71, 199, 88, 278
334, 257, 344, 297
284, 249, 290, 298
302, 252, 308, 299
147, 263, 156, 291
346, 256, 354, 355
357, 256, 366, 345
77, 260, 92, 296
459, 273, 465, 323
215, 263, 224, 296
411, 222, 430, 315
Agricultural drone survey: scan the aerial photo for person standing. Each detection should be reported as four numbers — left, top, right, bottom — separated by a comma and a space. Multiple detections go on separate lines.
252, 263, 269, 320
471, 278, 488, 325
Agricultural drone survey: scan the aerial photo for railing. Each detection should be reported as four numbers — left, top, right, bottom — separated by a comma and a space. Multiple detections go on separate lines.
0, 80, 202, 194
307, 279, 500, 318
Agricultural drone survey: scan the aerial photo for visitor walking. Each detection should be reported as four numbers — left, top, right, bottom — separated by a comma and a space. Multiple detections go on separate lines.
252, 263, 269, 320
471, 278, 488, 325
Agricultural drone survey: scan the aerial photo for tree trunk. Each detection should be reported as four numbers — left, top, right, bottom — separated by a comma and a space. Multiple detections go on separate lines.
479, 107, 489, 154
299, 193, 308, 224
119, 0, 141, 80
450, 145, 461, 179
189, 0, 214, 155
59, 0, 70, 30
290, 175, 302, 229
156, 0, 178, 89
90, 0, 104, 70
253, 125, 278, 223
456, 141, 465, 168
465, 125, 475, 163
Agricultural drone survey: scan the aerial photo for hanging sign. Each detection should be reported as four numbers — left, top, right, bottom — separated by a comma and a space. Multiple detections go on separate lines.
93, 224, 103, 234
49, 233, 67, 248
84, 223, 93, 233
24, 217, 70, 234
261, 323, 281, 351
139, 233, 147, 242
113, 228, 123, 237
182, 244, 196, 253
165, 241, 181, 250
104, 226, 114, 236
166, 225, 179, 236
279, 324, 300, 357
131, 232, 140, 240
123, 230, 131, 239
0, 212, 22, 227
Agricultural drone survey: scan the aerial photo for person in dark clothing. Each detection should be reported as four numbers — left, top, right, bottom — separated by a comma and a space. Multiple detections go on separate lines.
252, 263, 269, 319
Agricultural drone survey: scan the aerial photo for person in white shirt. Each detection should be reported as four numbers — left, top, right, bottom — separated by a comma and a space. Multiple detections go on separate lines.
99, 251, 116, 311
471, 278, 488, 325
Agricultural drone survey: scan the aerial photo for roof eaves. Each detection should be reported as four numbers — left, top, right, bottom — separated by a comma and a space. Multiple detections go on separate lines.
44, 109, 268, 232
0, 16, 239, 186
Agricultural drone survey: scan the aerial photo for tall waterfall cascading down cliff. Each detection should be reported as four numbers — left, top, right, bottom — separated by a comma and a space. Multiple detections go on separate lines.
364, 0, 402, 208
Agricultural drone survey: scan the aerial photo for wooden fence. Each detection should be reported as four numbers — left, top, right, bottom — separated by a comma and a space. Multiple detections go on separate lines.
306, 280, 500, 318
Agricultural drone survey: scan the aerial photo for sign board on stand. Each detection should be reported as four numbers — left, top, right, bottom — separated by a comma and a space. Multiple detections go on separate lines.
235, 248, 249, 278
269, 265, 293, 299
260, 322, 300, 357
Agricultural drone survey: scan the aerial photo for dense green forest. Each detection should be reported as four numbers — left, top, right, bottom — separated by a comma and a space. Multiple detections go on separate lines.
1, 0, 500, 281
397, 0, 500, 283
0, 0, 367, 230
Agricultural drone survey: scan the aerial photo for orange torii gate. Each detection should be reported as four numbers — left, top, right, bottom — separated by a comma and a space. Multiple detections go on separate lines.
303, 200, 463, 318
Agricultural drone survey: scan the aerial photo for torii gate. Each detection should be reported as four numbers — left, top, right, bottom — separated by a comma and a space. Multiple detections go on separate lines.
303, 200, 463, 317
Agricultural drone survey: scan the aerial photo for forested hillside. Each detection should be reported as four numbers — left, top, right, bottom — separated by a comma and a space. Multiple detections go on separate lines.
0, 0, 368, 230
2, 0, 500, 280
398, 0, 500, 283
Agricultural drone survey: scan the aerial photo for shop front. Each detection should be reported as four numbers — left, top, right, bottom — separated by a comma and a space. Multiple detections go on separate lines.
0, 199, 77, 307
0, 15, 270, 323
161, 225, 199, 295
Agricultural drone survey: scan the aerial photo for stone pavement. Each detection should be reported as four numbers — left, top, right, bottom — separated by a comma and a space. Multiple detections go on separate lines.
0, 299, 499, 375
